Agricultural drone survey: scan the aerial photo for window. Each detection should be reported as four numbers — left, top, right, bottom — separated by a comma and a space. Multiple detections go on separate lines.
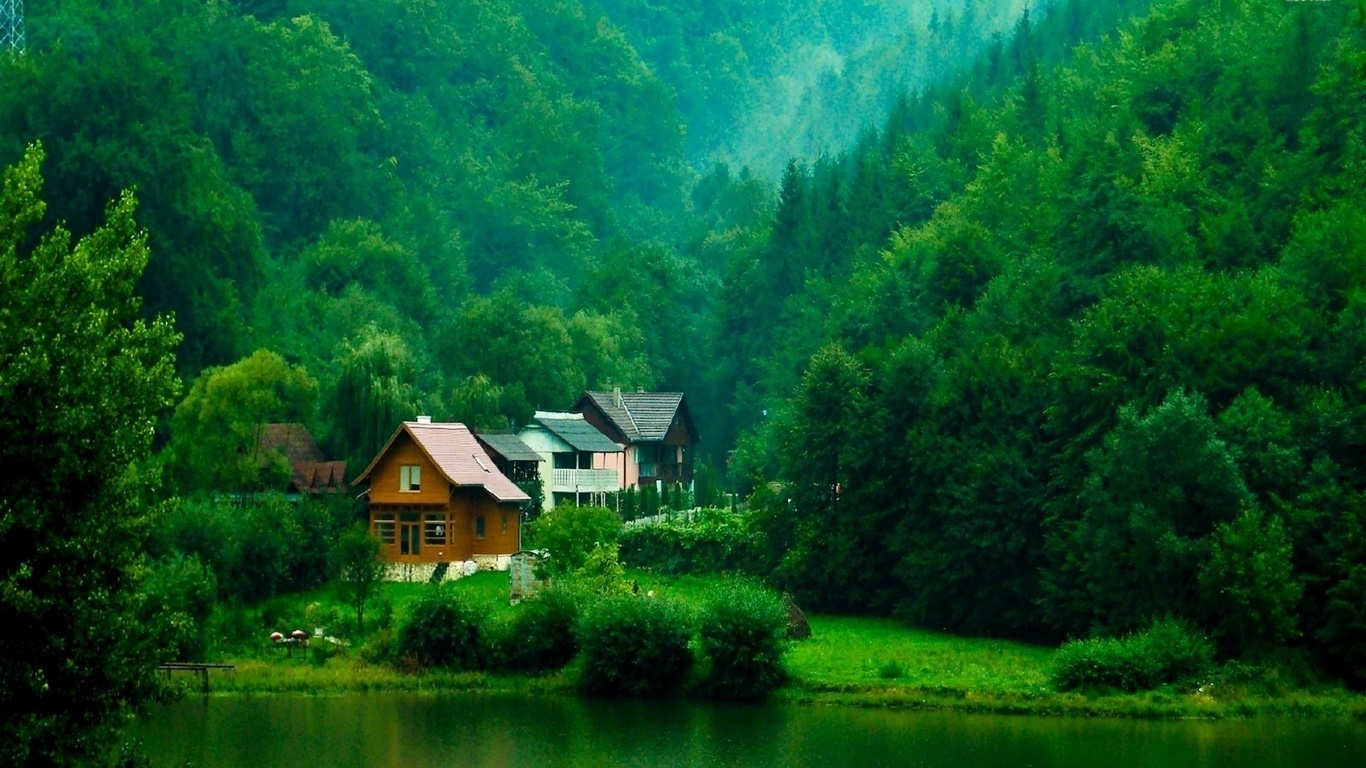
400, 464, 421, 492
424, 514, 447, 545
475, 515, 486, 539
373, 514, 395, 545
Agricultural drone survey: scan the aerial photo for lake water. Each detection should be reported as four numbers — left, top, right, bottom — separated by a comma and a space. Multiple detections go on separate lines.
131, 693, 1366, 768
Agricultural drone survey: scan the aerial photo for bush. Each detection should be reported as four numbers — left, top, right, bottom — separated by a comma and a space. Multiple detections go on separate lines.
1053, 618, 1215, 692
527, 505, 622, 576
619, 508, 760, 575
497, 588, 581, 673
575, 595, 694, 696
139, 555, 219, 662
394, 587, 487, 670
698, 580, 788, 700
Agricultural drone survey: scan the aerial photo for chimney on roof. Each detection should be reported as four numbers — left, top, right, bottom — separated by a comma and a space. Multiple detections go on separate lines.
636, 387, 645, 393
416, 415, 432, 424
613, 386, 622, 408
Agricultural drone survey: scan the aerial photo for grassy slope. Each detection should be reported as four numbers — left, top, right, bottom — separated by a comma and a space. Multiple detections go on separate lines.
203, 573, 1366, 720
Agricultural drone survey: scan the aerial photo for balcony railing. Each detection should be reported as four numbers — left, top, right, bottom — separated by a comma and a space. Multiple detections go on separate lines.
551, 468, 619, 493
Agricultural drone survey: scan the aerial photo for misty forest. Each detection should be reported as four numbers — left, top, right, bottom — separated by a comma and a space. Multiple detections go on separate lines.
4, 0, 1366, 763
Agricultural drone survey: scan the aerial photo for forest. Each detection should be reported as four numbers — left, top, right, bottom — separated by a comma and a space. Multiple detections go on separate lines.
4, 0, 1366, 762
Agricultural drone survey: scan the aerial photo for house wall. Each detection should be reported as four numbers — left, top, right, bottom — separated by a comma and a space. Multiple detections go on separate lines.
517, 424, 569, 511
470, 496, 521, 555
370, 488, 521, 564
367, 435, 446, 505
366, 431, 524, 564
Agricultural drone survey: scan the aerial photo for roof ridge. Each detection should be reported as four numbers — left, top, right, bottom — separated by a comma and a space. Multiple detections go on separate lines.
618, 397, 641, 438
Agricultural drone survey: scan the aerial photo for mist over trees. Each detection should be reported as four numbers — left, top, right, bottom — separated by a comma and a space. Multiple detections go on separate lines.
5, 1, 1366, 756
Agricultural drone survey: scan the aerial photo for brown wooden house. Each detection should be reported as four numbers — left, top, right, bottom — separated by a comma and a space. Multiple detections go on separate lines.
256, 423, 347, 498
355, 418, 529, 565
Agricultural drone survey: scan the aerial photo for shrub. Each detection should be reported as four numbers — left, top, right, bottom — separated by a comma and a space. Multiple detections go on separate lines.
576, 595, 694, 696
359, 630, 395, 666
497, 588, 581, 673
139, 555, 218, 662
527, 505, 622, 576
1053, 618, 1215, 692
698, 580, 788, 700
619, 507, 760, 575
394, 587, 487, 670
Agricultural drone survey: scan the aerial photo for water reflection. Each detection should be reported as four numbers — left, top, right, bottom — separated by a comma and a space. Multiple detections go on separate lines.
131, 693, 1366, 768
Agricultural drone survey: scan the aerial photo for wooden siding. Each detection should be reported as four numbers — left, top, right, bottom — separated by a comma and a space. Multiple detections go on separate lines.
367, 432, 523, 564
370, 488, 521, 564
366, 434, 447, 505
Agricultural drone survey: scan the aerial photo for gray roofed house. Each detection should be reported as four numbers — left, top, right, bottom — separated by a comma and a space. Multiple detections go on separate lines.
572, 388, 699, 490
517, 411, 623, 511
474, 432, 542, 485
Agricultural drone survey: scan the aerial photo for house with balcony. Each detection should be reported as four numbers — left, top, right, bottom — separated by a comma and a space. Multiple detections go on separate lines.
571, 389, 699, 491
517, 411, 622, 510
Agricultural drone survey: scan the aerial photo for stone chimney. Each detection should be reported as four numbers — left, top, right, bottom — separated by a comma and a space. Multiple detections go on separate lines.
416, 415, 432, 424
613, 386, 623, 408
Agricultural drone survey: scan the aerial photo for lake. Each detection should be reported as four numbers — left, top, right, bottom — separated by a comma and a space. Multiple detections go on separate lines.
131, 693, 1366, 767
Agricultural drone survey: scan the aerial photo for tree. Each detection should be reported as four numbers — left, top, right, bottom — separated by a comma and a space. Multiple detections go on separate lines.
335, 524, 385, 635
0, 145, 180, 765
333, 324, 418, 469
764, 344, 868, 608
169, 348, 319, 493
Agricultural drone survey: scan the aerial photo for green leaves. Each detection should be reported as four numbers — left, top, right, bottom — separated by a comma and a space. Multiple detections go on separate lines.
169, 349, 319, 493
1, 145, 180, 765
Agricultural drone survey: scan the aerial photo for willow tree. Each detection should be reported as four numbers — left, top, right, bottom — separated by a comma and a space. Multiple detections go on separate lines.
0, 145, 181, 765
334, 324, 417, 468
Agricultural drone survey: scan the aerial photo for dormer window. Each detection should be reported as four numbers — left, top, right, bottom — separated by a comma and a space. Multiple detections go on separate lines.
400, 464, 421, 492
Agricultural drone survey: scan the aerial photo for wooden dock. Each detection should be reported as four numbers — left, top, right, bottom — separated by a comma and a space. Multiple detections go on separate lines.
158, 662, 235, 693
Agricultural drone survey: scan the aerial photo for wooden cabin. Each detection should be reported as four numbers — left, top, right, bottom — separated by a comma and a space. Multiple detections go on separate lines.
256, 423, 347, 498
355, 418, 529, 566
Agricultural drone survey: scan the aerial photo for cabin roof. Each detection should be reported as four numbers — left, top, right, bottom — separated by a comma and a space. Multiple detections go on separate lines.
531, 411, 622, 453
475, 432, 542, 463
258, 423, 347, 494
355, 421, 530, 503
576, 391, 687, 442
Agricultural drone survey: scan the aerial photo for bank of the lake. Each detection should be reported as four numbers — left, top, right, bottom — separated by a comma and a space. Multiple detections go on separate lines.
197, 609, 1366, 721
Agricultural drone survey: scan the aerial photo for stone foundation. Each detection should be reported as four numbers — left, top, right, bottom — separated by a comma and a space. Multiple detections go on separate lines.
382, 556, 513, 583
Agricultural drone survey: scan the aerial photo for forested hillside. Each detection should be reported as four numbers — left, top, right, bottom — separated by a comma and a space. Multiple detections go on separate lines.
0, 0, 1037, 479
5, 0, 1364, 684
734, 0, 1366, 683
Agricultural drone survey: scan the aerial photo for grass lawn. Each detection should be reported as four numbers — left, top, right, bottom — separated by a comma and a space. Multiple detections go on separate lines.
206, 571, 1366, 720
787, 615, 1053, 695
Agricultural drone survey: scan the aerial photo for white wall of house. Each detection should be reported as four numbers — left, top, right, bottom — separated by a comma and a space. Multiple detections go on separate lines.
517, 415, 623, 510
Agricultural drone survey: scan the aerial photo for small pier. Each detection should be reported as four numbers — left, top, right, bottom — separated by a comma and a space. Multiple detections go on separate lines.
158, 662, 235, 693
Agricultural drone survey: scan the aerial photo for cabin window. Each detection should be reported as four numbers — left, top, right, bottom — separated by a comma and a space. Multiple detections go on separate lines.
400, 464, 421, 492
373, 514, 396, 545
475, 515, 486, 538
424, 514, 447, 545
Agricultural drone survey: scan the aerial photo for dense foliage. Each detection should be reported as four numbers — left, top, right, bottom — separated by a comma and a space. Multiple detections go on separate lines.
727, 0, 1366, 685
619, 508, 760, 575
394, 587, 487, 671
698, 580, 788, 700
491, 588, 581, 673
527, 505, 622, 577
1052, 619, 1215, 693
575, 595, 695, 696
0, 147, 180, 765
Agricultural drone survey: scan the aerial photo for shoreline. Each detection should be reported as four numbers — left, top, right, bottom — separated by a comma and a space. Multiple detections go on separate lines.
180, 657, 1366, 721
